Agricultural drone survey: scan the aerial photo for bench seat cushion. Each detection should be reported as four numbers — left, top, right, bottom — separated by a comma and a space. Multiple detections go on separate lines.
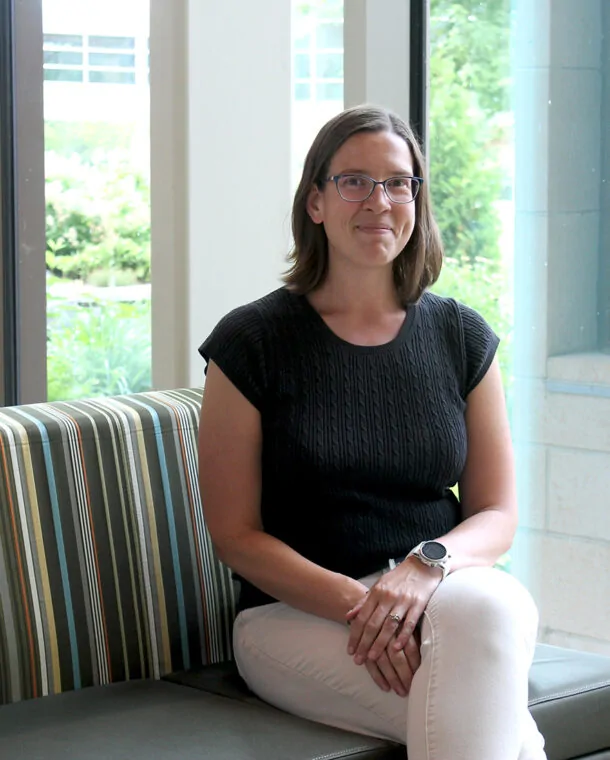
166, 643, 610, 760
0, 680, 401, 760
529, 645, 610, 760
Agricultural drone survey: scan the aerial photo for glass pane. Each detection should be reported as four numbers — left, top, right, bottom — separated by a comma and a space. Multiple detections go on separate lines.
294, 31, 311, 50
88, 52, 135, 68
44, 68, 83, 82
291, 0, 344, 190
294, 82, 311, 101
43, 0, 151, 401
44, 33, 82, 47
316, 21, 342, 49
315, 81, 342, 101
89, 35, 135, 50
429, 1, 610, 653
44, 50, 82, 65
88, 71, 136, 84
316, 52, 343, 78
294, 52, 311, 79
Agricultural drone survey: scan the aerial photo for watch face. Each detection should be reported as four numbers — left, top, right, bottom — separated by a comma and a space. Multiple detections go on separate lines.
422, 541, 446, 561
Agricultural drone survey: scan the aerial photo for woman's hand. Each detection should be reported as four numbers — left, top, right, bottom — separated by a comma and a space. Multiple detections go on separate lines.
346, 558, 440, 664
363, 630, 422, 697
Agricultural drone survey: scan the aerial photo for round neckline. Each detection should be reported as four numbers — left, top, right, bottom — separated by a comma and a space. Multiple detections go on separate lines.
293, 290, 418, 354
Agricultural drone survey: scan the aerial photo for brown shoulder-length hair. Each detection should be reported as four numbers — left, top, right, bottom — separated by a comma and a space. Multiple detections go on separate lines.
283, 104, 443, 305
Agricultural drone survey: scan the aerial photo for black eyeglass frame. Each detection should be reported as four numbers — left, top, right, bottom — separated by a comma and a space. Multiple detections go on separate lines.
324, 173, 424, 204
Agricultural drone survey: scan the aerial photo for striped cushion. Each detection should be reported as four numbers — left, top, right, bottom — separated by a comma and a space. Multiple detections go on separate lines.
0, 388, 236, 706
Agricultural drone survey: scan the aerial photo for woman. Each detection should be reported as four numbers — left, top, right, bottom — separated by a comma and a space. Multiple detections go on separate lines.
197, 105, 546, 760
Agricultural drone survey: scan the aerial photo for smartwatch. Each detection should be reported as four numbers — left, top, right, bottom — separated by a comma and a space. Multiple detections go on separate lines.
407, 540, 451, 580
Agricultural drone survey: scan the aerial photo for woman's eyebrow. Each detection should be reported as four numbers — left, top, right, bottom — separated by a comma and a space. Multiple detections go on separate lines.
333, 167, 415, 176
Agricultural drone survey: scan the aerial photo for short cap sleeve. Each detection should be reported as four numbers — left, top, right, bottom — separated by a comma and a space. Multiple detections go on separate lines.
456, 302, 500, 397
198, 305, 267, 411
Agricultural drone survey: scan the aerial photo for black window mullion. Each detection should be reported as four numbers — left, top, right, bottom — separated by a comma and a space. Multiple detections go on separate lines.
0, 0, 19, 407
409, 0, 428, 152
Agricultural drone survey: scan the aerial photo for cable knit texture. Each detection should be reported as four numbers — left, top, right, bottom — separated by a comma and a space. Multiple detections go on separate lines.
199, 287, 499, 611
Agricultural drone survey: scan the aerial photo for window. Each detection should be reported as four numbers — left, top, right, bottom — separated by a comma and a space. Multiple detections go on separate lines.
291, 0, 344, 190
43, 33, 144, 85
42, 2, 151, 401
293, 5, 343, 103
427, 0, 610, 655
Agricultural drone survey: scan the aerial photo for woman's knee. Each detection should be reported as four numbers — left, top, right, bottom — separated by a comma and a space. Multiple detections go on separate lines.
427, 567, 539, 650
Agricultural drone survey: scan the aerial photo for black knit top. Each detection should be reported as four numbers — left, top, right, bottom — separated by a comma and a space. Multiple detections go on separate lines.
199, 287, 499, 611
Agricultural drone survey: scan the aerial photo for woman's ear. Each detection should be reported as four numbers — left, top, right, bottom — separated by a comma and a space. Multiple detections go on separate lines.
306, 185, 325, 224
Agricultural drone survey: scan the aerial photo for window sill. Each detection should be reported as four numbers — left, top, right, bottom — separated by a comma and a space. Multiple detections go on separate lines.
547, 352, 610, 398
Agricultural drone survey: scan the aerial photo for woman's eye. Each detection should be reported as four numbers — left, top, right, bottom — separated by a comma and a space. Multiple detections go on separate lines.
344, 176, 366, 187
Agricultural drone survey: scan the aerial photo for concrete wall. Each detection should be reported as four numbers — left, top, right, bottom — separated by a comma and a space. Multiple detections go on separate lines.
513, 0, 610, 656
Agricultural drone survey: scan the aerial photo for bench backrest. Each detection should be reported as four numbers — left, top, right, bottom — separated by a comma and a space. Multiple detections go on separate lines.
0, 388, 235, 705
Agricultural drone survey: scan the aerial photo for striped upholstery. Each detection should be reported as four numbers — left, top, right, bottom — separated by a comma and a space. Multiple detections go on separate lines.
0, 388, 236, 706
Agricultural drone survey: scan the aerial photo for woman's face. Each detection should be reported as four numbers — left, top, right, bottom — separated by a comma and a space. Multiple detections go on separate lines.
307, 130, 417, 275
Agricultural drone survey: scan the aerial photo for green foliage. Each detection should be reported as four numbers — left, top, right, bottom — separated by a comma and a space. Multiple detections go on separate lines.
47, 296, 151, 401
45, 151, 150, 283
433, 254, 513, 392
430, 0, 512, 115
45, 121, 136, 161
429, 51, 504, 270
428, 0, 513, 397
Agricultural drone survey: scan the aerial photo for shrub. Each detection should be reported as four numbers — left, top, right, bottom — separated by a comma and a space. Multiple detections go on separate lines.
433, 254, 513, 397
47, 296, 152, 401
45, 151, 150, 283
428, 47, 504, 271
45, 121, 136, 161
428, 0, 513, 401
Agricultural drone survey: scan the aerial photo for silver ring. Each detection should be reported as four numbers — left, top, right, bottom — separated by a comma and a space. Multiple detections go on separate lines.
388, 613, 402, 624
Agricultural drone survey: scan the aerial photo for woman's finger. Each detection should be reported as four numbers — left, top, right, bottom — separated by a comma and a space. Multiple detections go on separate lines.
387, 646, 415, 694
399, 632, 422, 674
366, 608, 408, 662
393, 600, 425, 650
352, 605, 392, 662
364, 659, 391, 693
375, 651, 408, 697
347, 590, 389, 655
345, 600, 365, 621
347, 602, 376, 655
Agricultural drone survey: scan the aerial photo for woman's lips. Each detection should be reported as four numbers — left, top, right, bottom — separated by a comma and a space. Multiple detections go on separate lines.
356, 225, 393, 234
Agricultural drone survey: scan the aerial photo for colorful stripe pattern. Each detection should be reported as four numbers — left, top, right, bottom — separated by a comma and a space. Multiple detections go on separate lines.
0, 388, 236, 706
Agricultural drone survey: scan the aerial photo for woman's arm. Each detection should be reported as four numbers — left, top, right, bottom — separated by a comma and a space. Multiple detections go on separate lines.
348, 357, 518, 658
435, 356, 518, 569
198, 360, 367, 624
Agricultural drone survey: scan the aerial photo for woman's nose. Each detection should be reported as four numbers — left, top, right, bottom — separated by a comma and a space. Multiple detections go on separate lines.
365, 182, 392, 210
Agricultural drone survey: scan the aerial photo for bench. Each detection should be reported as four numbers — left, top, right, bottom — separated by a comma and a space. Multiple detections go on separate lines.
1, 388, 609, 759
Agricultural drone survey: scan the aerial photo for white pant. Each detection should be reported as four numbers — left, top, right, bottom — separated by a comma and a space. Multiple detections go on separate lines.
233, 567, 547, 760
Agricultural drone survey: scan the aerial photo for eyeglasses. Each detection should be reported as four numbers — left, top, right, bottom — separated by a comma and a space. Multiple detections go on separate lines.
325, 173, 424, 204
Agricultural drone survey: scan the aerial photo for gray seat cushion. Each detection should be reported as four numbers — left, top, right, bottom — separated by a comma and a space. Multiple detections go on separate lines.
166, 644, 610, 760
528, 645, 610, 760
0, 680, 400, 760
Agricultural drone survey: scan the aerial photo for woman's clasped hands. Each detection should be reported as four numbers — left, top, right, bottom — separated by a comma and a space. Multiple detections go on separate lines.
345, 559, 442, 697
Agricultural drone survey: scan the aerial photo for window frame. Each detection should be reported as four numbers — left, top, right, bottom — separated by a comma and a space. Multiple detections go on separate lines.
293, 17, 344, 103
42, 33, 141, 86
1, 0, 19, 406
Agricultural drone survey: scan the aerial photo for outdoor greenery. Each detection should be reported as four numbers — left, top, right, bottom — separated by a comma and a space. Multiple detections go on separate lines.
45, 125, 152, 401
429, 0, 513, 386
46, 150, 150, 285
46, 0, 512, 402
47, 289, 151, 401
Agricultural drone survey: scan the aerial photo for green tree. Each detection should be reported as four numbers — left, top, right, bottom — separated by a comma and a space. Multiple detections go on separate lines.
45, 152, 150, 284
429, 51, 503, 270
430, 0, 511, 115
429, 0, 512, 387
